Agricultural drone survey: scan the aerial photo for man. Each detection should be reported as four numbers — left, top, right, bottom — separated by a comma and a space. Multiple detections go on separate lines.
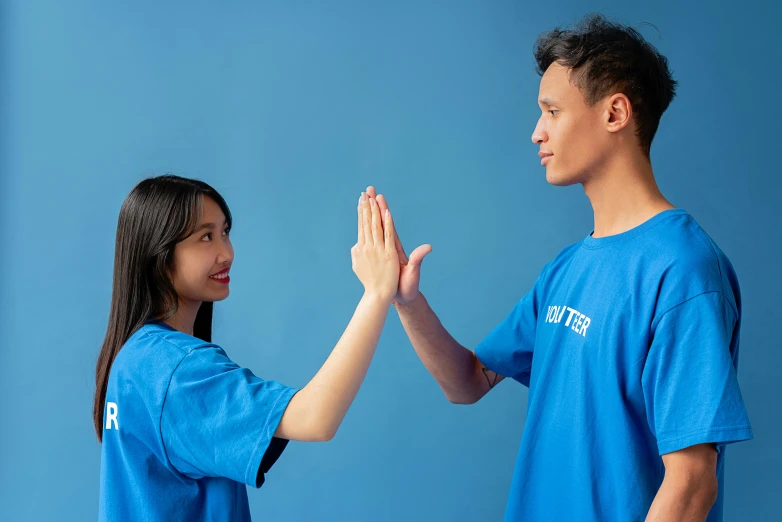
367, 14, 753, 522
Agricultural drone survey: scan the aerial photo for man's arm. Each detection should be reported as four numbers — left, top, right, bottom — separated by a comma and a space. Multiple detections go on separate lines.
645, 444, 719, 522
394, 292, 505, 404
365, 186, 505, 404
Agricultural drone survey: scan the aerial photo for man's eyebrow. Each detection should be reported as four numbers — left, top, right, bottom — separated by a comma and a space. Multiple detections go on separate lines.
538, 97, 558, 107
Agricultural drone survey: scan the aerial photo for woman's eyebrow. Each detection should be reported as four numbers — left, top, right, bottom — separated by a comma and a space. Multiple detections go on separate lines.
194, 220, 227, 231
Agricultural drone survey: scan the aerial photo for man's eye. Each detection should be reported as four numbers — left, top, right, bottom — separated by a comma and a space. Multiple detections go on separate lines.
549, 109, 559, 116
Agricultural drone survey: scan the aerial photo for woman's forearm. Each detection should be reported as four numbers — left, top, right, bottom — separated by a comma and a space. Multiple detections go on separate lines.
274, 291, 391, 441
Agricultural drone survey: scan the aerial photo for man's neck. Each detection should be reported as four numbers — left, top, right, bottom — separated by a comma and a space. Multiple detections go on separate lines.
583, 151, 675, 238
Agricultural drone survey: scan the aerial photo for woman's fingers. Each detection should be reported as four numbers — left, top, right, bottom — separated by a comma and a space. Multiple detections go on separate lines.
375, 193, 408, 264
369, 196, 383, 246
367, 186, 387, 228
374, 190, 388, 228
362, 193, 372, 245
358, 189, 397, 255
357, 193, 365, 246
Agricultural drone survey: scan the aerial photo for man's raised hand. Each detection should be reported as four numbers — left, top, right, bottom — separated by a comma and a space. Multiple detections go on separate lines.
365, 186, 432, 306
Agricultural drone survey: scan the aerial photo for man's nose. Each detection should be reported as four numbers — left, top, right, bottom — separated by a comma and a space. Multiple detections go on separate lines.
531, 119, 546, 144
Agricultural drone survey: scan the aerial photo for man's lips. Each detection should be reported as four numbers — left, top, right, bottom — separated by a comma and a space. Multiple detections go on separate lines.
538, 151, 553, 166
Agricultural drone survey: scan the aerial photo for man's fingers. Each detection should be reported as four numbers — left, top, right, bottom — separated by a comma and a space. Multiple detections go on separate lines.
384, 209, 395, 252
408, 244, 433, 267
396, 236, 409, 265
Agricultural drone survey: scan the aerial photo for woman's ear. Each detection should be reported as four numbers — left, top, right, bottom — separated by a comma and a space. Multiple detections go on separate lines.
605, 93, 632, 133
164, 249, 177, 278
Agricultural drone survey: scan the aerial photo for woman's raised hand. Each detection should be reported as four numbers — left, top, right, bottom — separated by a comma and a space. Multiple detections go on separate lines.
351, 192, 400, 303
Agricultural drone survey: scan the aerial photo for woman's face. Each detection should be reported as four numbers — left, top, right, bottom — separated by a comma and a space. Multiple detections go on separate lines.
170, 196, 233, 305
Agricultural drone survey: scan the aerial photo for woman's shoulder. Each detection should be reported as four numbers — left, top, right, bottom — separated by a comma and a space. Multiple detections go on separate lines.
113, 321, 215, 376
137, 321, 213, 353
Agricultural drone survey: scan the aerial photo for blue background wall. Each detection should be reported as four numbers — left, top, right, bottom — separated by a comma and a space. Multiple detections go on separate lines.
1, 1, 780, 520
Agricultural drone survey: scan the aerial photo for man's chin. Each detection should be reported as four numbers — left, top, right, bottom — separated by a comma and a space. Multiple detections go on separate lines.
545, 170, 579, 187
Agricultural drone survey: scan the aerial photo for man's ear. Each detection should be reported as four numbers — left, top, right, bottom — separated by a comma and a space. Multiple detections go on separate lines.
605, 93, 633, 134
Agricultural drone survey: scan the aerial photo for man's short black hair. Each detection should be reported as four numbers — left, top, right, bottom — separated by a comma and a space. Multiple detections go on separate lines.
534, 14, 677, 157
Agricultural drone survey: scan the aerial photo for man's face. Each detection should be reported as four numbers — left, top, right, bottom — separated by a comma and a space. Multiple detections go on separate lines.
531, 62, 610, 186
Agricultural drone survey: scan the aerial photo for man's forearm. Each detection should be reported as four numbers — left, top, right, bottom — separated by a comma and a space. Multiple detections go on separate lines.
394, 292, 483, 403
645, 474, 718, 522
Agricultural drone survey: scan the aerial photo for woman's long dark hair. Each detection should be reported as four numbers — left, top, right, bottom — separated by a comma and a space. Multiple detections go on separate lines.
93, 175, 232, 441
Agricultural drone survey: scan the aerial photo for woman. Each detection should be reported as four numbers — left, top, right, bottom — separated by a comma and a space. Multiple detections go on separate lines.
94, 175, 398, 521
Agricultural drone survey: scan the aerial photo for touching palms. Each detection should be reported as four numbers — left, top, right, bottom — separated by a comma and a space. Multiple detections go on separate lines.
365, 186, 433, 306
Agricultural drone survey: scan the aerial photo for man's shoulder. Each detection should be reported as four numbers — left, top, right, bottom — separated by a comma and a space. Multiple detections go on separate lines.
654, 213, 734, 283
648, 212, 739, 317
542, 240, 583, 274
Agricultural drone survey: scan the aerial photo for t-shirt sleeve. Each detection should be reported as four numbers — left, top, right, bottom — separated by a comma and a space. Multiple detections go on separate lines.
474, 267, 547, 386
642, 291, 753, 455
161, 345, 298, 488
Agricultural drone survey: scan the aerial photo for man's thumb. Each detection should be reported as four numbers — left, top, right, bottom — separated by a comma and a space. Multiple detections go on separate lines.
408, 244, 432, 268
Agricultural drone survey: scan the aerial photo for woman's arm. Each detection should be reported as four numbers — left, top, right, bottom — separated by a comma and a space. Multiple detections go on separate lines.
274, 192, 399, 442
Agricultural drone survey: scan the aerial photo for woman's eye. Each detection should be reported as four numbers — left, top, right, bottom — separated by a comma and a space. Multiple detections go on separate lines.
201, 228, 229, 241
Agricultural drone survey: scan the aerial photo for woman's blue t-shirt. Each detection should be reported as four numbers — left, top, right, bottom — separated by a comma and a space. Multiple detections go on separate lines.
98, 320, 298, 521
475, 209, 753, 522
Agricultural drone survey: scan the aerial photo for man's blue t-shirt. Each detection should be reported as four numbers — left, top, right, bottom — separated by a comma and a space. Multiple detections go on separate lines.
99, 320, 298, 522
475, 209, 753, 522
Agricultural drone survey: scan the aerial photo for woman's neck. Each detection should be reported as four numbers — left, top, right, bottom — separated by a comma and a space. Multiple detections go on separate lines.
161, 298, 200, 336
